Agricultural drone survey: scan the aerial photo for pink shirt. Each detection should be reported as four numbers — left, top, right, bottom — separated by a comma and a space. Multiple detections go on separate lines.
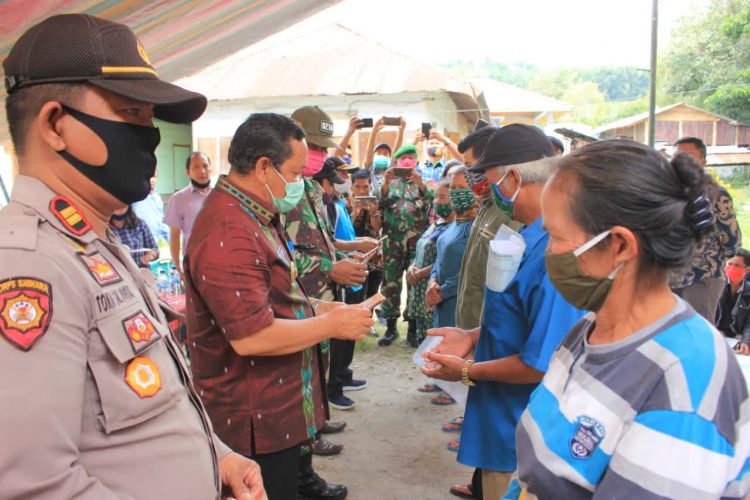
163, 184, 211, 251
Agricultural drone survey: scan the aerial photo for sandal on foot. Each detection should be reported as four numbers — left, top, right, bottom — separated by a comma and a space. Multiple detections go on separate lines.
418, 384, 440, 393
442, 416, 464, 432
447, 438, 460, 452
449, 483, 474, 499
431, 393, 456, 405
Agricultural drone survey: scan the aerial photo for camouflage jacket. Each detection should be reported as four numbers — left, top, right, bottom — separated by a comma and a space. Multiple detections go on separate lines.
671, 184, 741, 288
284, 179, 337, 300
380, 178, 432, 235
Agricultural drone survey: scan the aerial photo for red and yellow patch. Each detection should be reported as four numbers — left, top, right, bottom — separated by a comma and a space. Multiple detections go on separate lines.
122, 311, 160, 354
0, 277, 52, 351
50, 196, 91, 236
78, 252, 122, 287
125, 357, 162, 398
124, 312, 155, 343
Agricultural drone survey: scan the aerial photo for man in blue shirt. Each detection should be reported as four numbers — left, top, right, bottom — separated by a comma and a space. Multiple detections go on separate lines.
422, 124, 584, 500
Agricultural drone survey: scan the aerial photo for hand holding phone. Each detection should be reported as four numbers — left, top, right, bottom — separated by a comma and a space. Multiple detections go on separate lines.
359, 118, 373, 128
383, 116, 401, 126
421, 122, 432, 139
393, 167, 412, 179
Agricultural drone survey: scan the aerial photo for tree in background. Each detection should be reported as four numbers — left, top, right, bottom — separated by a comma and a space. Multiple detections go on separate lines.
663, 0, 750, 122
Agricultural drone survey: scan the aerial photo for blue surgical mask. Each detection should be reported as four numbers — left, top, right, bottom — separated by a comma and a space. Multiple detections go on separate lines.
491, 170, 521, 217
373, 155, 390, 170
266, 167, 304, 214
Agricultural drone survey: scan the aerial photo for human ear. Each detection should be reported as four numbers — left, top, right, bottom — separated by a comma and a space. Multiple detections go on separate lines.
36, 101, 67, 152
609, 226, 639, 265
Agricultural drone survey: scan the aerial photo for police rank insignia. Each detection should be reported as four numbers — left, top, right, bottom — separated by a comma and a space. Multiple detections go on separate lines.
50, 196, 92, 236
123, 311, 160, 354
0, 277, 52, 351
570, 415, 606, 459
78, 252, 122, 286
125, 356, 162, 398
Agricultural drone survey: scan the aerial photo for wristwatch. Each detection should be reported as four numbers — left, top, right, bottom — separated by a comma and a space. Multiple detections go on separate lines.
461, 360, 476, 387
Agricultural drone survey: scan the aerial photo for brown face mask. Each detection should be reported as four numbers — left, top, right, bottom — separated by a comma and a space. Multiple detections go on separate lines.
545, 230, 621, 312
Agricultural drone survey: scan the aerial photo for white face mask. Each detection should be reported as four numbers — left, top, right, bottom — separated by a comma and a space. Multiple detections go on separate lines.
335, 178, 352, 195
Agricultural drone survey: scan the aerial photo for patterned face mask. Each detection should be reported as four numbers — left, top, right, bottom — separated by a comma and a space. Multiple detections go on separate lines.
449, 188, 477, 215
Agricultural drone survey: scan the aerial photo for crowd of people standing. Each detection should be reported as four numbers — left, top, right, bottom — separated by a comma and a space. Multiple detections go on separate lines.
1, 13, 749, 500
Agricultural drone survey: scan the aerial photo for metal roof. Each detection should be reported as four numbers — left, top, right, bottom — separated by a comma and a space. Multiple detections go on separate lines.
176, 23, 471, 100
470, 78, 572, 114
596, 102, 747, 133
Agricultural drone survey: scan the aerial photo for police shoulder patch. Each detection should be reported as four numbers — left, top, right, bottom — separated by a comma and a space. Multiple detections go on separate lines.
77, 252, 122, 287
50, 196, 92, 236
0, 277, 53, 351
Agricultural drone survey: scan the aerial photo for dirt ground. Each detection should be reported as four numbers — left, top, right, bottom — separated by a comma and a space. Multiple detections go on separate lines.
311, 321, 474, 500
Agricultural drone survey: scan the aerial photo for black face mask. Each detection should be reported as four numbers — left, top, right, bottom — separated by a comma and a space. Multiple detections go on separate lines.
58, 105, 160, 204
190, 178, 211, 189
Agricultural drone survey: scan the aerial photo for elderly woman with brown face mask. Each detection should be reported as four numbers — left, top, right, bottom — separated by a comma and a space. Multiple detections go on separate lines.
514, 140, 750, 499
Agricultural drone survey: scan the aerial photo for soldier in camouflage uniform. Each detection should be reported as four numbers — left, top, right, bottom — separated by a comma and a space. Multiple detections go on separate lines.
283, 105, 369, 500
378, 144, 433, 346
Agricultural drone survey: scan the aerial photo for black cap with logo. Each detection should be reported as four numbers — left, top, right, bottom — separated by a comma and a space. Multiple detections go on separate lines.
469, 124, 555, 172
3, 14, 207, 123
313, 157, 346, 184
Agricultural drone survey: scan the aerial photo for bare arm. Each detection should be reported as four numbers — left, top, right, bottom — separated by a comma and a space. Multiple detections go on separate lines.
230, 307, 372, 356
468, 354, 545, 384
393, 117, 406, 153
364, 117, 384, 170
338, 117, 363, 157
169, 226, 182, 273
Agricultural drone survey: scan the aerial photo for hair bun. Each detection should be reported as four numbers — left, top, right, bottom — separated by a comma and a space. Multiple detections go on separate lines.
670, 153, 715, 238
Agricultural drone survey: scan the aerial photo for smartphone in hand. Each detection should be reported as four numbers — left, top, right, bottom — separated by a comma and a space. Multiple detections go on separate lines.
359, 118, 373, 128
393, 167, 412, 179
383, 116, 401, 126
361, 292, 386, 310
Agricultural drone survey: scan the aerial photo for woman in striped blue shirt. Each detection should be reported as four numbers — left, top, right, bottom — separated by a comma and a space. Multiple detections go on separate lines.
515, 140, 749, 499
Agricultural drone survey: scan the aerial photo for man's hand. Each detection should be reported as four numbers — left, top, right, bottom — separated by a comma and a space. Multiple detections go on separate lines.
219, 453, 267, 500
330, 259, 368, 286
140, 250, 158, 266
420, 352, 465, 381
735, 341, 750, 355
324, 305, 374, 341
410, 169, 426, 191
429, 130, 448, 144
405, 265, 417, 287
353, 237, 379, 253
425, 279, 443, 307
426, 327, 474, 358
413, 132, 426, 144
315, 300, 346, 315
399, 116, 407, 130
347, 116, 364, 135
373, 116, 385, 133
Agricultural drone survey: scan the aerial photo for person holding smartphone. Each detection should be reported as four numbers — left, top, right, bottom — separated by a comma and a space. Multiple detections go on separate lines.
378, 145, 433, 346
350, 169, 384, 308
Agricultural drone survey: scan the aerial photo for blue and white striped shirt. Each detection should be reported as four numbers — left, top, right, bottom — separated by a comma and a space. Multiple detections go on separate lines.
516, 299, 750, 499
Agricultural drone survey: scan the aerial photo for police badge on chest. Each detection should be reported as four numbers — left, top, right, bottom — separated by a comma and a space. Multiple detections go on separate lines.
570, 415, 606, 459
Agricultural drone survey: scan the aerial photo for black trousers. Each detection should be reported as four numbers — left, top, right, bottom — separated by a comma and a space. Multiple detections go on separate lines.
248, 444, 301, 500
327, 286, 366, 398
366, 268, 383, 297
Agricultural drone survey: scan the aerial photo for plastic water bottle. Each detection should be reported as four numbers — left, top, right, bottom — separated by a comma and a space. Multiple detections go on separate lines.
169, 267, 182, 295
156, 269, 170, 297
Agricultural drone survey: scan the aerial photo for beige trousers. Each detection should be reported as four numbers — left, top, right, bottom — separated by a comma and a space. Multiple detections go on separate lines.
481, 469, 513, 500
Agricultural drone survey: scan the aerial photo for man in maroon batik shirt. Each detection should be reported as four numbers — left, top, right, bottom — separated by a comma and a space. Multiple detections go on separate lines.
184, 113, 373, 500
